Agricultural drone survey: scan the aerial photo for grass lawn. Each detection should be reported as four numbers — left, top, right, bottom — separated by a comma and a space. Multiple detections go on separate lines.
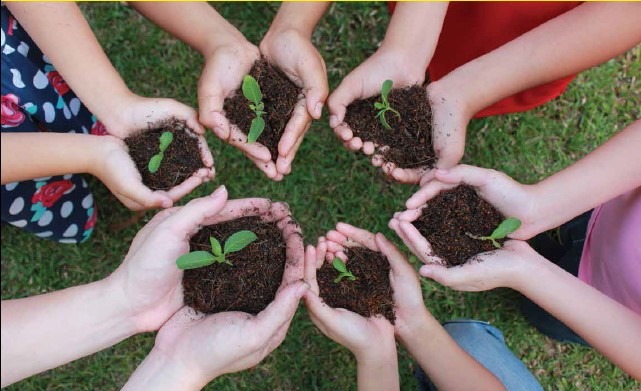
2, 2, 640, 390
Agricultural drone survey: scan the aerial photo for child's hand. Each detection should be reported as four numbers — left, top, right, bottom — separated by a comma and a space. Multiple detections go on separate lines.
260, 27, 328, 177
106, 187, 228, 334
197, 41, 287, 180
419, 240, 541, 292
102, 94, 204, 139
94, 135, 213, 211
303, 225, 396, 361
327, 47, 427, 184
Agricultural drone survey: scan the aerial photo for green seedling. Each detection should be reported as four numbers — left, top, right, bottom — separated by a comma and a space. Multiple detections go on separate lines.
466, 217, 522, 248
332, 257, 356, 283
242, 75, 266, 143
373, 79, 401, 130
176, 230, 258, 270
147, 131, 174, 174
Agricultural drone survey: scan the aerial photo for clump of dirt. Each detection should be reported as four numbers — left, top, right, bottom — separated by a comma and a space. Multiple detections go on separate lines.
411, 185, 505, 267
125, 118, 204, 190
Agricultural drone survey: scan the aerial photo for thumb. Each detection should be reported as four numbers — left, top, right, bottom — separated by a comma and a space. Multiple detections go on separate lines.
253, 281, 309, 340
434, 164, 493, 188
327, 75, 361, 128
198, 83, 229, 137
374, 233, 414, 277
298, 59, 328, 119
419, 263, 460, 287
160, 185, 228, 235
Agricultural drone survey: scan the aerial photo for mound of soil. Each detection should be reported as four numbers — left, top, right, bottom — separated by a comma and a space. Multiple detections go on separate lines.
125, 118, 204, 191
182, 216, 287, 314
224, 60, 300, 162
411, 185, 505, 267
317, 247, 395, 323
344, 85, 435, 169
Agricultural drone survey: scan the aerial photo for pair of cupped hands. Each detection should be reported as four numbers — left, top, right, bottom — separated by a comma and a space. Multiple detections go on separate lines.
92, 29, 467, 213
107, 186, 427, 387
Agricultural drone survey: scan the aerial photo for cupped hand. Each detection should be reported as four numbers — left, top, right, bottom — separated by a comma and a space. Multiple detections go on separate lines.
327, 47, 427, 184
303, 224, 396, 359
102, 93, 205, 139
148, 280, 308, 386
105, 186, 229, 333
260, 28, 328, 177
419, 240, 541, 292
95, 135, 214, 211
197, 41, 287, 180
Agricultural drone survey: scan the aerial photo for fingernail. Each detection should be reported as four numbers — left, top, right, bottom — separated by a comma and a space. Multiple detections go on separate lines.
314, 102, 323, 117
436, 169, 449, 175
213, 126, 224, 136
420, 266, 432, 277
329, 115, 338, 128
212, 185, 226, 197
161, 199, 173, 208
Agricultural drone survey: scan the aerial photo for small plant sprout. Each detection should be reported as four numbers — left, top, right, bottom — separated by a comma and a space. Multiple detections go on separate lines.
332, 257, 356, 283
242, 75, 266, 143
466, 217, 522, 248
373, 79, 401, 130
176, 230, 258, 270
147, 131, 174, 174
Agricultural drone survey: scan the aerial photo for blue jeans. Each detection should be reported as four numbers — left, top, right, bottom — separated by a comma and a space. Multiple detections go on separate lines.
416, 320, 543, 391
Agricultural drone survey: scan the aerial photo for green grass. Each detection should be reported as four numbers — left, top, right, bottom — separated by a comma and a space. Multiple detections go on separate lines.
2, 2, 640, 390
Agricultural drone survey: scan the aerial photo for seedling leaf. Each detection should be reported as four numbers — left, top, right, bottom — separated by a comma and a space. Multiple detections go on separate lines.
242, 75, 262, 105
491, 217, 521, 239
332, 257, 348, 273
148, 153, 163, 174
379, 112, 392, 130
159, 131, 174, 151
210, 237, 223, 257
374, 102, 385, 110
247, 116, 265, 143
176, 251, 216, 270
224, 230, 258, 253
381, 79, 393, 100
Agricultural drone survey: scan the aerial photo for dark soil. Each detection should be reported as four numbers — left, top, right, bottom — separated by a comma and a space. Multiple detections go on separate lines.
182, 216, 287, 314
411, 185, 505, 267
224, 60, 300, 162
124, 118, 204, 191
344, 85, 435, 169
317, 247, 395, 323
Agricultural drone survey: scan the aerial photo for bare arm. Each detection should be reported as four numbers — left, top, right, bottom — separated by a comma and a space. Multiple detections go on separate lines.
433, 2, 641, 117
530, 120, 641, 234
0, 280, 135, 387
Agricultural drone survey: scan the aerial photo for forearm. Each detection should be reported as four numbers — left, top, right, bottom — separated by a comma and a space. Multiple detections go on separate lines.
513, 256, 641, 379
530, 120, 641, 233
131, 2, 248, 56
0, 279, 136, 387
0, 133, 106, 184
354, 338, 399, 391
6, 3, 132, 123
122, 347, 206, 391
381, 3, 448, 72
437, 3, 641, 116
399, 311, 504, 391
266, 2, 330, 38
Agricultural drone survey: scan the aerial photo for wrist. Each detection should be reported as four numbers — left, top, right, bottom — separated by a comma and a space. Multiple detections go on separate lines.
375, 45, 427, 85
353, 333, 397, 365
426, 77, 474, 120
396, 309, 440, 346
507, 246, 550, 292
123, 347, 209, 391
93, 278, 139, 340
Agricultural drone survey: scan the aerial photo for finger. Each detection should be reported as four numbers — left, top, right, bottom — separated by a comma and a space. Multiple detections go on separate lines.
254, 281, 309, 340
335, 222, 378, 251
362, 141, 376, 155
198, 86, 227, 135
227, 124, 273, 162
164, 176, 205, 202
399, 221, 443, 264
303, 289, 340, 328
298, 55, 328, 119
346, 137, 363, 151
161, 185, 228, 236
279, 99, 310, 158
279, 216, 304, 284
395, 208, 423, 222
419, 168, 437, 187
382, 161, 396, 176
265, 202, 291, 223
127, 207, 180, 253
304, 245, 320, 293
207, 111, 232, 140
202, 198, 272, 225
252, 158, 280, 180
371, 153, 385, 167
375, 233, 414, 276
316, 240, 327, 269
419, 264, 458, 285
118, 183, 174, 210
196, 135, 215, 168
391, 167, 423, 185
434, 164, 493, 188
333, 124, 353, 141
277, 121, 307, 175
328, 75, 361, 127
405, 180, 455, 209
432, 129, 465, 170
